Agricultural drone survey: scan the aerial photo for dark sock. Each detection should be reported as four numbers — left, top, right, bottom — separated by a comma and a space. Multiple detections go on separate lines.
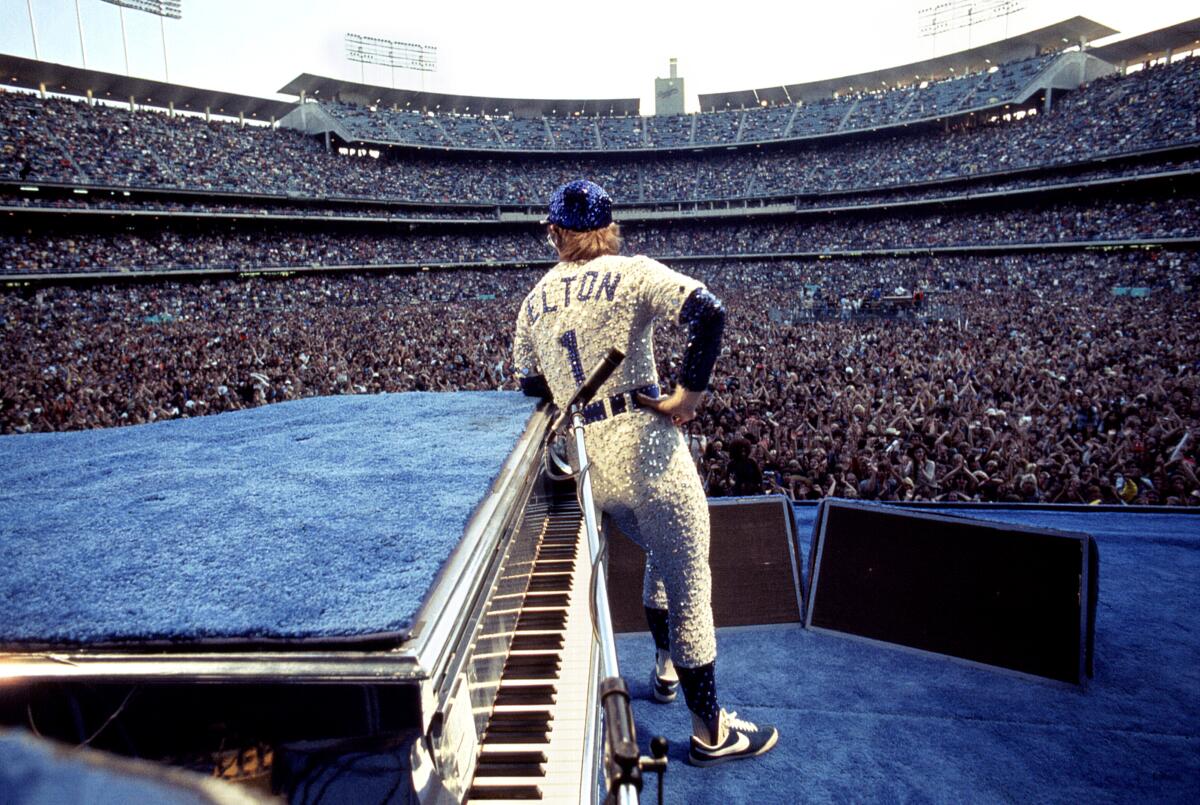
644, 606, 671, 653
676, 662, 720, 724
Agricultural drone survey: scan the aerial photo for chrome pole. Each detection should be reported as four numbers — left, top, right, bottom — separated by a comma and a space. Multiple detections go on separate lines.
571, 411, 640, 805
571, 410, 620, 679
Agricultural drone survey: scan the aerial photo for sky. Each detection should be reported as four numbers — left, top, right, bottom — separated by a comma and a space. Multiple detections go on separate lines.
0, 0, 1195, 112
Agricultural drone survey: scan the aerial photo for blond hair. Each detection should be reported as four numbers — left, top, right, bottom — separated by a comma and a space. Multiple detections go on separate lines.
549, 223, 622, 263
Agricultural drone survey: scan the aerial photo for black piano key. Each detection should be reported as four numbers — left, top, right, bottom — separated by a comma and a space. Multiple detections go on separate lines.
532, 559, 574, 571
521, 593, 569, 608
503, 653, 560, 669
481, 728, 550, 744
510, 633, 563, 651
516, 611, 566, 631
534, 551, 575, 562
494, 685, 557, 706
488, 710, 552, 725
501, 669, 558, 681
478, 751, 547, 765
474, 752, 547, 778
466, 783, 543, 800
527, 575, 571, 592
502, 660, 560, 679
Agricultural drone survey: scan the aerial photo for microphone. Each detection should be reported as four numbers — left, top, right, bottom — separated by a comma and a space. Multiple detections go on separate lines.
553, 348, 625, 432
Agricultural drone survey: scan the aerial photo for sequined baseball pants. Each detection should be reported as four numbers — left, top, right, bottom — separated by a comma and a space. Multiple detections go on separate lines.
577, 409, 716, 668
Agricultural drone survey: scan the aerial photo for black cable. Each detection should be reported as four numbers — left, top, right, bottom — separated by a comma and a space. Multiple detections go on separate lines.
287, 740, 413, 805
79, 686, 138, 748
25, 702, 43, 738
587, 529, 609, 646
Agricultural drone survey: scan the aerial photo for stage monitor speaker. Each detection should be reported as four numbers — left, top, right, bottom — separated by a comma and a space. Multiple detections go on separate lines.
606, 495, 804, 633
806, 501, 1098, 685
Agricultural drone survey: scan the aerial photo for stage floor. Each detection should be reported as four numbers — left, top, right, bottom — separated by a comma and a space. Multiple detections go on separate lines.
618, 506, 1200, 803
0, 392, 537, 648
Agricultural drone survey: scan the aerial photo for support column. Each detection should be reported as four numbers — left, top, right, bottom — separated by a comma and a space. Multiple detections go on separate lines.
38, 82, 46, 99
168, 101, 175, 117
86, 88, 94, 106
205, 106, 211, 123
129, 96, 136, 112
324, 130, 331, 152
239, 111, 245, 126
1044, 88, 1053, 114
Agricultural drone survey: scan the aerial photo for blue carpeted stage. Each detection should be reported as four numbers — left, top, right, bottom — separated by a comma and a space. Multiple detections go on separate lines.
0, 392, 537, 647
619, 503, 1200, 803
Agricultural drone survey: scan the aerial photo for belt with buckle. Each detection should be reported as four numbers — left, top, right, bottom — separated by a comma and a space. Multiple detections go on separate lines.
581, 384, 661, 425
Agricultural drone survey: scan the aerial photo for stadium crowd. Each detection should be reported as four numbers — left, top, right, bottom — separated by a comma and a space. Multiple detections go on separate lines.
5, 155, 1198, 223
319, 54, 1059, 149
3, 253, 1196, 506
1, 56, 1197, 205
0, 193, 499, 220
4, 195, 1195, 274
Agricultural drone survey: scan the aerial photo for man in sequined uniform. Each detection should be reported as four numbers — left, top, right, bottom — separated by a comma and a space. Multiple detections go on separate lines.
513, 180, 778, 767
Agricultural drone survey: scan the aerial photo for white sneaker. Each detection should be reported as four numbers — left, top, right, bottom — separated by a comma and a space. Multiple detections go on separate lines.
688, 709, 779, 767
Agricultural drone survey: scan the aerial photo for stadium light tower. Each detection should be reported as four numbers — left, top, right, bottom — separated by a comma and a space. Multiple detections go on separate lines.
918, 1, 1023, 53
345, 33, 437, 90
99, 0, 182, 80
24, 0, 40, 60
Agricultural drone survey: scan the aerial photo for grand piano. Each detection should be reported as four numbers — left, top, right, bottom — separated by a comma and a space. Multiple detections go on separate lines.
0, 391, 639, 803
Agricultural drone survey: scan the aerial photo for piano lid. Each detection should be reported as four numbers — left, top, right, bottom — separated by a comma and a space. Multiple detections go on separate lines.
0, 392, 549, 684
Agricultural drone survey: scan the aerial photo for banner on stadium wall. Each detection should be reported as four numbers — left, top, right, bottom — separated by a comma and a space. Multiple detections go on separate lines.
1111, 287, 1152, 297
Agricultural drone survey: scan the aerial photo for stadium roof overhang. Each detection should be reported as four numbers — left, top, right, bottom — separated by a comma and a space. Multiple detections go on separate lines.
698, 16, 1118, 110
1087, 17, 1200, 65
277, 74, 640, 118
0, 54, 295, 120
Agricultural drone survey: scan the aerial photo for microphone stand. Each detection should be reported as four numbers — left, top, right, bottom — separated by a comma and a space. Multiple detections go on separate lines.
554, 350, 668, 805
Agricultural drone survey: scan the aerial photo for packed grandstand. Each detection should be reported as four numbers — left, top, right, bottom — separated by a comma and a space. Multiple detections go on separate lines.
1, 21, 1197, 507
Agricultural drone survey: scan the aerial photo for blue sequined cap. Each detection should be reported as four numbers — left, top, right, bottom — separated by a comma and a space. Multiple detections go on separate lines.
543, 179, 613, 231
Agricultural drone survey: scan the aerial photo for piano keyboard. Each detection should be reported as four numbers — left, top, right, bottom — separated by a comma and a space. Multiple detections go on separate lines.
466, 496, 599, 803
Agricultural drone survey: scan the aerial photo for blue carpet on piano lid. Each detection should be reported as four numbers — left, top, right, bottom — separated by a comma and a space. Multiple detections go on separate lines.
0, 391, 537, 646
618, 505, 1200, 803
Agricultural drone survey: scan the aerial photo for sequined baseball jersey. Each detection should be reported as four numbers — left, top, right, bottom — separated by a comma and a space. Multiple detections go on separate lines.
513, 253, 703, 404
